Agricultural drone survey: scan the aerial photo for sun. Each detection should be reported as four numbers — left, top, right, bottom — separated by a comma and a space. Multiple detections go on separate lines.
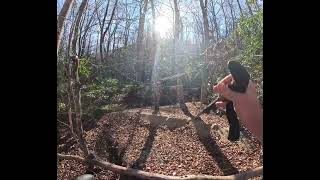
155, 16, 172, 38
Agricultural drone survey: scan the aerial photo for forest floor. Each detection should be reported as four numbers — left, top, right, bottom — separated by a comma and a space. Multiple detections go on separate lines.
57, 102, 263, 180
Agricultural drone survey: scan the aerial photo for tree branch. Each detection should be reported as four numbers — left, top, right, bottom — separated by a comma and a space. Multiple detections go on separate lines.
58, 153, 263, 180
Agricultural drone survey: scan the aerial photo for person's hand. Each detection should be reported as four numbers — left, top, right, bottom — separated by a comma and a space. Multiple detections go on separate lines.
213, 74, 263, 141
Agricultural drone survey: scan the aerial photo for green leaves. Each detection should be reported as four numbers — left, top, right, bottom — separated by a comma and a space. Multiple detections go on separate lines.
79, 58, 92, 78
83, 78, 119, 100
236, 9, 263, 104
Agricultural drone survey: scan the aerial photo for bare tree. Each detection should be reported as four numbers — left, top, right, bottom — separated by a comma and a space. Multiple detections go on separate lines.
236, 0, 243, 17
107, 21, 119, 55
219, 0, 228, 37
150, 0, 160, 113
199, 0, 210, 103
135, 0, 149, 82
112, 23, 118, 53
172, 0, 193, 117
57, 0, 75, 54
209, 0, 220, 42
245, 0, 254, 16
70, 0, 90, 157
86, 33, 92, 57
78, 4, 97, 57
97, 0, 119, 63
226, 0, 236, 32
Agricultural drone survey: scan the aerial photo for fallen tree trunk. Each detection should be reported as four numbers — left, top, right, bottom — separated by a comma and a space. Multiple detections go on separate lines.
58, 153, 263, 180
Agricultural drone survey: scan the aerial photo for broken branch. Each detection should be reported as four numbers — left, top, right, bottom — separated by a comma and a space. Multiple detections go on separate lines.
57, 153, 262, 180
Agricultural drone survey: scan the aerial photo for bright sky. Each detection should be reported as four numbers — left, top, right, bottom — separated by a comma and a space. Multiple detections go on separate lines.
57, 0, 262, 48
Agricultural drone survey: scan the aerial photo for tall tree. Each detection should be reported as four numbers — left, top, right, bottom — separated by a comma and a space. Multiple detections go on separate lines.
135, 0, 149, 82
173, 0, 192, 117
227, 0, 236, 32
57, 0, 75, 54
97, 0, 119, 63
245, 0, 254, 16
107, 21, 119, 55
219, 0, 229, 37
199, 0, 210, 103
70, 0, 90, 157
236, 0, 243, 17
210, 0, 220, 41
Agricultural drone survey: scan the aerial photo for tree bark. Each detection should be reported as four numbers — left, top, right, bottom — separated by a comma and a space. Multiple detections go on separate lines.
86, 33, 92, 57
150, 0, 160, 113
70, 0, 90, 157
136, 0, 149, 82
57, 0, 75, 54
99, 0, 118, 63
112, 29, 116, 53
123, 0, 136, 47
79, 6, 96, 57
199, 0, 209, 104
70, 55, 89, 157
173, 0, 192, 116
66, 5, 77, 58
98, 0, 110, 62
77, 8, 88, 57
71, 0, 89, 56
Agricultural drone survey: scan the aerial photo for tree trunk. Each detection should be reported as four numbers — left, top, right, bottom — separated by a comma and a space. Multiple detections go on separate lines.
77, 9, 88, 57
71, 0, 89, 56
79, 7, 96, 57
227, 0, 236, 32
173, 0, 192, 116
150, 0, 160, 113
254, 0, 261, 11
66, 5, 77, 58
101, 0, 119, 62
211, 1, 220, 41
245, 0, 254, 16
123, 0, 134, 48
106, 22, 118, 56
95, 33, 99, 60
99, 0, 111, 63
70, 0, 89, 157
70, 56, 89, 157
86, 33, 92, 57
199, 0, 209, 104
136, 0, 149, 82
112, 31, 116, 53
106, 35, 111, 56
220, 0, 228, 37
65, 62, 74, 135
57, 0, 75, 54
236, 0, 243, 17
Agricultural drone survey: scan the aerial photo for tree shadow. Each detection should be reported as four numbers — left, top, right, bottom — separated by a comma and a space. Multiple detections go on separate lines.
131, 125, 157, 169
120, 114, 191, 180
191, 117, 239, 175
94, 113, 140, 178
119, 119, 160, 180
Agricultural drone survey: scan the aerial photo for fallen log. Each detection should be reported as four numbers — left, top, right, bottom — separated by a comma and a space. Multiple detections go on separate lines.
58, 153, 263, 180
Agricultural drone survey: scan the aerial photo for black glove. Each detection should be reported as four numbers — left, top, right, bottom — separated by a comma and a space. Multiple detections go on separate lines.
198, 60, 250, 142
